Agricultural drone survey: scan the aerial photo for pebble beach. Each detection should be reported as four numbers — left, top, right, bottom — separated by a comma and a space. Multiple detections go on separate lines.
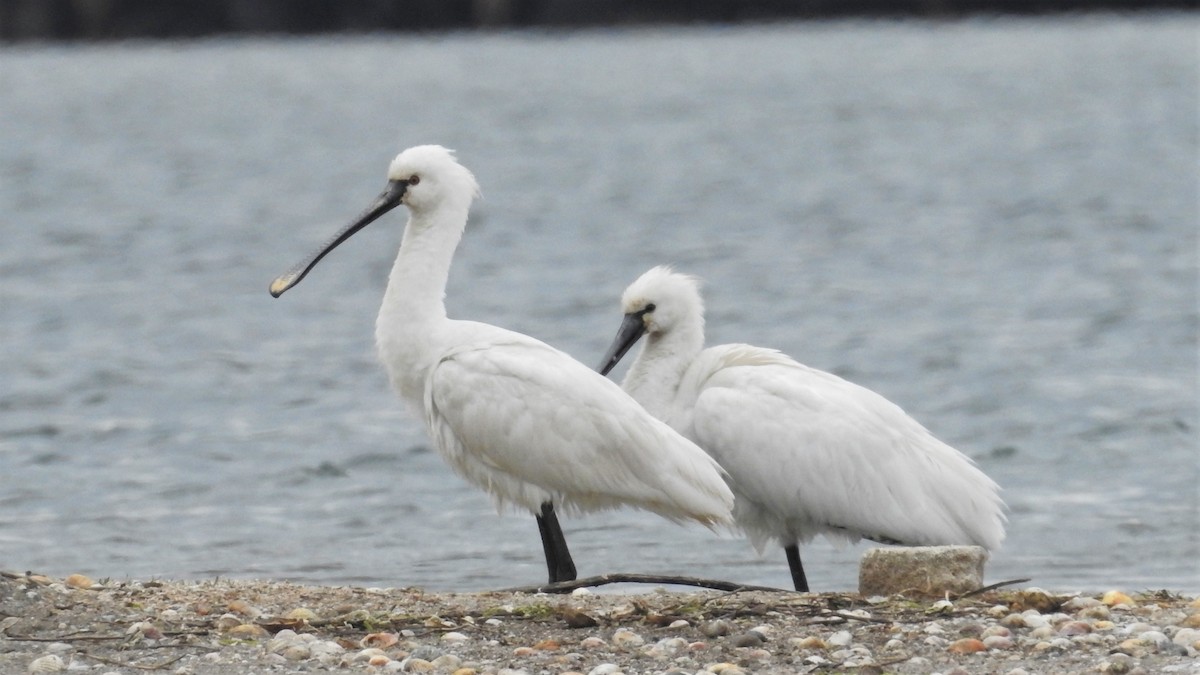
2, 571, 1198, 675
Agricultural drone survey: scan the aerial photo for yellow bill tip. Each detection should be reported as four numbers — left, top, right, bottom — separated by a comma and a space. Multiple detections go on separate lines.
269, 274, 294, 298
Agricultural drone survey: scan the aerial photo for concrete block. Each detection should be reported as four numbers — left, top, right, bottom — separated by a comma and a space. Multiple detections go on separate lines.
858, 545, 988, 597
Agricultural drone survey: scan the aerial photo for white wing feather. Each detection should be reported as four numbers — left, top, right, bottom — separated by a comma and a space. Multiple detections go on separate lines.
424, 325, 733, 525
686, 344, 1006, 551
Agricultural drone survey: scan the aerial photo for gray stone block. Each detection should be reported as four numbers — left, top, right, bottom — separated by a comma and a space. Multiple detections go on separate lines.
858, 545, 988, 597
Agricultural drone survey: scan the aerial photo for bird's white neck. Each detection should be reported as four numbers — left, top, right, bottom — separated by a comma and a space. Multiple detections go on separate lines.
622, 322, 705, 422
375, 204, 468, 403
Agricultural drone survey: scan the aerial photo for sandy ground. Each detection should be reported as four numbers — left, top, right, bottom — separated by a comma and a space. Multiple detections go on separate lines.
2, 570, 1198, 674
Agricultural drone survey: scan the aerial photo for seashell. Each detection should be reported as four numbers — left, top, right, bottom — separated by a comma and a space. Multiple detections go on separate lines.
1101, 591, 1135, 607
63, 574, 94, 590
946, 638, 987, 654
226, 600, 262, 618
284, 607, 318, 621
227, 623, 268, 638
360, 632, 399, 649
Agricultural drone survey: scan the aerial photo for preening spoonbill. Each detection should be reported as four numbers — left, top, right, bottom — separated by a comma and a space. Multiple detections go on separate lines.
269, 147, 733, 583
597, 266, 1006, 591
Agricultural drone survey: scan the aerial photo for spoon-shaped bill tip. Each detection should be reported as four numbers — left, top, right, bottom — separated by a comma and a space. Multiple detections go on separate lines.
269, 273, 298, 298
266, 179, 410, 299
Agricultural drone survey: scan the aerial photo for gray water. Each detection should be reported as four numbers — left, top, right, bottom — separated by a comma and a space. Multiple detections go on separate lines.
1, 15, 1196, 593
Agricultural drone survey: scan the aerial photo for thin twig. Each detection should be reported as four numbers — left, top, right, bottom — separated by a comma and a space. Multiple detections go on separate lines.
500, 573, 789, 594
951, 577, 1032, 600
81, 652, 187, 671
4, 634, 125, 642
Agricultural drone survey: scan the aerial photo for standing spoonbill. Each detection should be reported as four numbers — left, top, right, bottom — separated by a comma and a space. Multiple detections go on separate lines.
597, 266, 1006, 591
269, 147, 733, 583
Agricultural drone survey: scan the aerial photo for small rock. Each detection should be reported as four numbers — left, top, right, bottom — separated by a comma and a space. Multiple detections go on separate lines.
587, 665, 621, 675
279, 644, 311, 661
408, 646, 441, 661
999, 613, 1026, 628
579, 636, 606, 650
1020, 612, 1049, 629
1077, 605, 1111, 620
699, 620, 732, 638
1099, 654, 1133, 674
1062, 596, 1102, 611
511, 647, 536, 657
982, 635, 1014, 650
400, 657, 434, 672
531, 639, 559, 651
441, 631, 469, 643
452, 669, 477, 675
730, 632, 763, 648
1029, 625, 1055, 639
667, 619, 690, 629
1058, 621, 1092, 636
610, 628, 644, 649
827, 630, 853, 647
27, 655, 66, 673
980, 625, 1010, 639
646, 637, 688, 658
1172, 627, 1200, 647
1137, 630, 1169, 648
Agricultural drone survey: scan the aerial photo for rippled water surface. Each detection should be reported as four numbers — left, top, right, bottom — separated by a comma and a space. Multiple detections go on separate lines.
1, 14, 1196, 592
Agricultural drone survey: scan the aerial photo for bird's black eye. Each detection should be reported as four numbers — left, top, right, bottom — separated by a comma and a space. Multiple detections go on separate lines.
644, 303, 656, 313
408, 175, 420, 186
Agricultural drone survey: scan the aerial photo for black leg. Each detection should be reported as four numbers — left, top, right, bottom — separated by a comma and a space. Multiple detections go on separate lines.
535, 502, 577, 583
785, 543, 809, 592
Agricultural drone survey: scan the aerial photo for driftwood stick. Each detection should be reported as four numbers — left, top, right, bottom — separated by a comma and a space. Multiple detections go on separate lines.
952, 577, 1032, 600
500, 573, 790, 594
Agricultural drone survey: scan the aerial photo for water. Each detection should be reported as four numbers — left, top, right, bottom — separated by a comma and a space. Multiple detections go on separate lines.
1, 15, 1196, 593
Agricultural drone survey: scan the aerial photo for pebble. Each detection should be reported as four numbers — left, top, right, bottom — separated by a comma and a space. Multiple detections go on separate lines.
730, 632, 764, 648
646, 637, 688, 658
699, 620, 732, 638
982, 634, 1015, 649
441, 631, 469, 643
579, 637, 607, 650
827, 630, 853, 647
1058, 620, 1093, 636
1138, 630, 1170, 648
587, 665, 621, 675
27, 655, 66, 673
610, 628, 644, 648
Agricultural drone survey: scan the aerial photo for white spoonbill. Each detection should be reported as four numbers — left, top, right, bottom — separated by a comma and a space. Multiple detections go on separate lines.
269, 147, 733, 583
597, 266, 1006, 591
